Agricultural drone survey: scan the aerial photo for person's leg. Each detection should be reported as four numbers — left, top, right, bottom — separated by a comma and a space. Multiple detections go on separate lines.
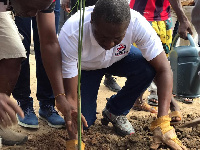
13, 17, 32, 103
0, 12, 28, 145
58, 6, 71, 34
58, 7, 64, 34
133, 92, 158, 113
102, 46, 155, 136
172, 20, 179, 40
0, 59, 22, 97
32, 16, 54, 105
169, 96, 181, 125
106, 46, 155, 115
12, 16, 39, 128
81, 69, 105, 128
54, 0, 60, 34
32, 17, 65, 128
0, 59, 29, 145
0, 60, 28, 145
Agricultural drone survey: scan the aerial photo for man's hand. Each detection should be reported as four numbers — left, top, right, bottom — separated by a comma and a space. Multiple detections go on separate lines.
0, 93, 24, 128
61, 0, 71, 12
168, 0, 193, 40
150, 115, 187, 150
55, 96, 88, 139
178, 19, 193, 40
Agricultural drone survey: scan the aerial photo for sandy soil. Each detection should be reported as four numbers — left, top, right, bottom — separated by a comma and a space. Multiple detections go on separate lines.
3, 53, 200, 150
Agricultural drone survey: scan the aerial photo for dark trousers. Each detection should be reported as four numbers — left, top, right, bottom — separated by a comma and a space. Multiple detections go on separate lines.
13, 15, 58, 107
81, 46, 156, 128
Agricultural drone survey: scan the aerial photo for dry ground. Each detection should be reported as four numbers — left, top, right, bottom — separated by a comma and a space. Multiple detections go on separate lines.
3, 54, 200, 150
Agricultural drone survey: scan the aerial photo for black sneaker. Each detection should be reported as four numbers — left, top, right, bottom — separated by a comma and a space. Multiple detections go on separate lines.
104, 75, 121, 92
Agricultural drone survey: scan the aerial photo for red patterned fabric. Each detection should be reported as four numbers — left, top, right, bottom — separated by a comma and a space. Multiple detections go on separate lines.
130, 0, 171, 21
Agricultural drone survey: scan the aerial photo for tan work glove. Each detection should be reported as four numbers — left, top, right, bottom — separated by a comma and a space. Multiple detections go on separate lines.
66, 139, 85, 150
150, 115, 187, 150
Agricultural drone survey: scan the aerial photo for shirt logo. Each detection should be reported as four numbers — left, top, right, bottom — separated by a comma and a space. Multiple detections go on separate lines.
115, 44, 128, 56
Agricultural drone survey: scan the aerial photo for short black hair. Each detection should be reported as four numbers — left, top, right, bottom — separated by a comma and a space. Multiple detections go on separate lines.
92, 0, 131, 24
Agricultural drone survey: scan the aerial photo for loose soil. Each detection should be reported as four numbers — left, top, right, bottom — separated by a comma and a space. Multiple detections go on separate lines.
3, 54, 200, 150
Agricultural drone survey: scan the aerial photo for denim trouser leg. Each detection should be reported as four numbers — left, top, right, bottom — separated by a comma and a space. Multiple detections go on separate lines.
12, 17, 33, 105
105, 46, 156, 116
81, 69, 105, 128
32, 18, 55, 107
54, 0, 60, 34
81, 46, 156, 128
58, 7, 71, 34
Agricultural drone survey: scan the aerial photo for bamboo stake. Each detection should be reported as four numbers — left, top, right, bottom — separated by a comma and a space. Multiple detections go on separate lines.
77, 0, 85, 149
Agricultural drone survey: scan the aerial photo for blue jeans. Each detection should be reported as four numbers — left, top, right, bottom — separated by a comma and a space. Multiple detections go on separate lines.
13, 17, 55, 107
54, 0, 60, 34
81, 46, 156, 128
58, 6, 71, 34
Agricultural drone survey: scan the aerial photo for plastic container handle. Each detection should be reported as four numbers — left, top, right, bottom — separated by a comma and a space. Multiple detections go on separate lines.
171, 33, 195, 48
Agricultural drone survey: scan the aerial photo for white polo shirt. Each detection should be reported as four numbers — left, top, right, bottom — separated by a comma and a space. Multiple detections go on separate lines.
58, 6, 163, 78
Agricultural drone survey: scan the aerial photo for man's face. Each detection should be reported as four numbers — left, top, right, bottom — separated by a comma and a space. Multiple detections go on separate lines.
91, 17, 129, 50
11, 0, 53, 17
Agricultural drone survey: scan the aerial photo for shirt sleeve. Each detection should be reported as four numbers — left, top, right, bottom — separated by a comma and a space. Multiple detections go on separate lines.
58, 28, 79, 78
40, 1, 56, 13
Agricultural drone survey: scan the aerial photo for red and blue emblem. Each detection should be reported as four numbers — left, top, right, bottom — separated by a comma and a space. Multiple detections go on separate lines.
115, 44, 128, 56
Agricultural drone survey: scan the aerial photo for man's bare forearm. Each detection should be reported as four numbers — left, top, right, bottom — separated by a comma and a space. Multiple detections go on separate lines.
40, 43, 66, 96
149, 52, 173, 117
36, 12, 65, 97
155, 70, 173, 117
169, 0, 188, 23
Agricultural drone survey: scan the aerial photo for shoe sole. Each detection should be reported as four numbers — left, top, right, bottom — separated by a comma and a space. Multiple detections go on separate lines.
17, 117, 39, 129
2, 136, 28, 146
38, 115, 65, 129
